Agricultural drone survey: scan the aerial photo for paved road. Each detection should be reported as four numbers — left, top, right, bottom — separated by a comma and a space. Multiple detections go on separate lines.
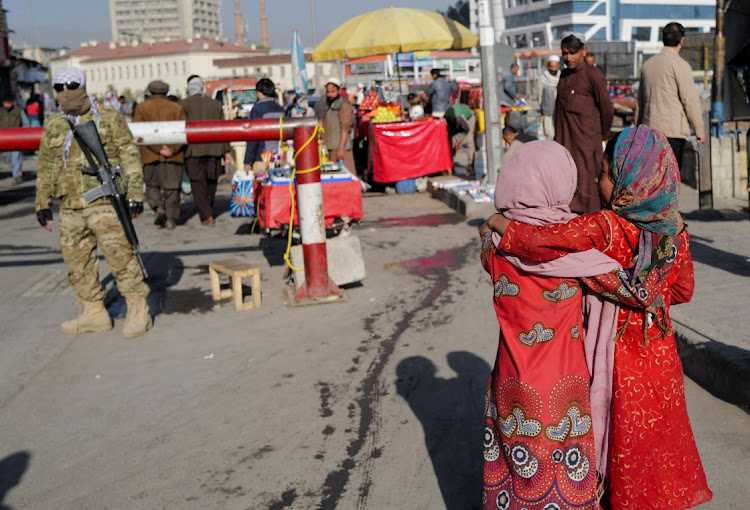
0, 163, 748, 509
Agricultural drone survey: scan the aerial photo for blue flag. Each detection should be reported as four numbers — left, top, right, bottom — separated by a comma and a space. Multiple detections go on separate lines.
291, 30, 309, 97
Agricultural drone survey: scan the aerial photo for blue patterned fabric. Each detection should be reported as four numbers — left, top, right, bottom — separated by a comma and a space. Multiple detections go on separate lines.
609, 125, 680, 284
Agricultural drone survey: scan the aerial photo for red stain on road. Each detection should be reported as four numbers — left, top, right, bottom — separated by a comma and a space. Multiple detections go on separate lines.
385, 249, 464, 277
374, 213, 461, 228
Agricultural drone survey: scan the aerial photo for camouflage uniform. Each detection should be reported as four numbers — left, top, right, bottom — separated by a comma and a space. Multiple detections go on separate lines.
35, 106, 149, 301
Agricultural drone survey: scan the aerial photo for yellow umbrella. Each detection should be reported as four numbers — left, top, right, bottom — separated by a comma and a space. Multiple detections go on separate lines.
312, 7, 478, 61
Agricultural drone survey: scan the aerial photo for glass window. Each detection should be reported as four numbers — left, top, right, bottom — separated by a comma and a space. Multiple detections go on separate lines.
589, 27, 606, 40
515, 34, 529, 48
631, 26, 651, 41
532, 31, 546, 47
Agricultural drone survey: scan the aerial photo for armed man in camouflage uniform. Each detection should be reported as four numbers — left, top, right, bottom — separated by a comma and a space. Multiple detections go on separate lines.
35, 67, 151, 338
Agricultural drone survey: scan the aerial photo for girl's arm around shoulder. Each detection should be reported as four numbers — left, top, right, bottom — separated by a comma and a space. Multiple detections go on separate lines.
488, 210, 615, 262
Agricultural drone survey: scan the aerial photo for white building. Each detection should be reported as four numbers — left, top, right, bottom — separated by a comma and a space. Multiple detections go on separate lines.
50, 38, 333, 101
489, 0, 715, 53
51, 38, 259, 99
109, 0, 223, 43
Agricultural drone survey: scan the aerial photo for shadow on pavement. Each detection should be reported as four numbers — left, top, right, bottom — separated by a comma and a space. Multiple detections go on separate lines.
688, 236, 750, 277
0, 451, 30, 510
395, 351, 489, 510
0, 185, 35, 207
683, 208, 749, 222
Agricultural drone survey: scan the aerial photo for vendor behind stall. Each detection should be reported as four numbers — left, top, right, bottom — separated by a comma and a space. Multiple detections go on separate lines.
314, 77, 355, 172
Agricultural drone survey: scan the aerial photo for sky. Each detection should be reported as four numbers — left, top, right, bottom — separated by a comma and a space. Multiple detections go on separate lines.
5, 0, 458, 51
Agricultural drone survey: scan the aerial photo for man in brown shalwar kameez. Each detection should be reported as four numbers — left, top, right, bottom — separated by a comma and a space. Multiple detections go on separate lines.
554, 32, 614, 214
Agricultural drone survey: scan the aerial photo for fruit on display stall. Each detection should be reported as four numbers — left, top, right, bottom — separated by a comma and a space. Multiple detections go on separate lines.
359, 91, 381, 111
368, 104, 402, 123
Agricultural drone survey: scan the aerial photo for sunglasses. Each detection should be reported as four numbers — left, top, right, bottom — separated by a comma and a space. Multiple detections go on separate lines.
53, 81, 81, 92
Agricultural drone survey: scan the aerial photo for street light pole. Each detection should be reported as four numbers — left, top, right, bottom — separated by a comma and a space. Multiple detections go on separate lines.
311, 0, 320, 95
477, 0, 502, 185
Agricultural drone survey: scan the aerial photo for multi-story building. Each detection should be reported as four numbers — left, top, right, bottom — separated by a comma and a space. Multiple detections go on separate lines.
109, 0, 223, 43
489, 0, 715, 54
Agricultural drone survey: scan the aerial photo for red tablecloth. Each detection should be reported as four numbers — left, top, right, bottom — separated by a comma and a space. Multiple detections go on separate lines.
255, 179, 363, 230
368, 119, 453, 183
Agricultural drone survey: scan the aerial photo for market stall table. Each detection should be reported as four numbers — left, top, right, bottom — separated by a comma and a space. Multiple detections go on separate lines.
367, 118, 453, 183
254, 175, 363, 230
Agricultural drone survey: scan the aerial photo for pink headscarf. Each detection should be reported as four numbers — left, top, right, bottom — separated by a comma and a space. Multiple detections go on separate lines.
492, 140, 620, 492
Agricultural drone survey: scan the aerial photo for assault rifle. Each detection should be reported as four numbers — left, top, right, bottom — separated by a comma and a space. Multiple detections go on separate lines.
70, 120, 148, 278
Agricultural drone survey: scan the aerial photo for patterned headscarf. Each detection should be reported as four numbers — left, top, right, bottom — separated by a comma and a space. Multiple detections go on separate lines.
52, 67, 87, 88
53, 67, 101, 168
609, 125, 680, 286
187, 76, 205, 97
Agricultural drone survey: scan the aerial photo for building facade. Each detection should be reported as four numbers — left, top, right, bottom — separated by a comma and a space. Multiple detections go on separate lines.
51, 38, 256, 99
109, 0, 222, 43
49, 38, 332, 101
491, 0, 715, 53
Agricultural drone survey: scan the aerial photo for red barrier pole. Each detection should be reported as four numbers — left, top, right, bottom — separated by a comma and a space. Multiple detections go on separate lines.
0, 127, 44, 151
292, 125, 340, 300
0, 118, 318, 151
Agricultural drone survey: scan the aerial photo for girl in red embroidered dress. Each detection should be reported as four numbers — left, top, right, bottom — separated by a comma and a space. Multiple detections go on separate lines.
480, 141, 623, 510
483, 126, 712, 510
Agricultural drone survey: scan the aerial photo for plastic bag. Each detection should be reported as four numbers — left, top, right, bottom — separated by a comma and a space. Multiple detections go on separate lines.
230, 170, 255, 217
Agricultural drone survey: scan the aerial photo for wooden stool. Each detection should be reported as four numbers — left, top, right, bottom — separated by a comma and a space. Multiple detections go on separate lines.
208, 258, 261, 311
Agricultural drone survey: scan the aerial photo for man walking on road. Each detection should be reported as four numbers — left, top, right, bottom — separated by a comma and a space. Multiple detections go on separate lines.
638, 22, 705, 170
554, 32, 613, 214
180, 75, 233, 226
134, 80, 186, 230
536, 56, 560, 140
0, 94, 27, 184
35, 67, 151, 338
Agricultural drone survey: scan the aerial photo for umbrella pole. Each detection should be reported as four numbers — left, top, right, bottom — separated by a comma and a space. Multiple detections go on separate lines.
396, 53, 405, 116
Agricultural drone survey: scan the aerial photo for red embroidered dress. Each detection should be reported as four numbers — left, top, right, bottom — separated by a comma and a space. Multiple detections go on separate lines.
481, 237, 598, 510
499, 210, 712, 510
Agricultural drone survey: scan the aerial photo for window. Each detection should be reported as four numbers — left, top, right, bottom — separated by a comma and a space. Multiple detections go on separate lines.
515, 34, 528, 48
631, 26, 651, 41
532, 31, 546, 47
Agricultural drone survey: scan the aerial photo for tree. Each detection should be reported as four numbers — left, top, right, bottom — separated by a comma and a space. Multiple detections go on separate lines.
439, 1, 470, 28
